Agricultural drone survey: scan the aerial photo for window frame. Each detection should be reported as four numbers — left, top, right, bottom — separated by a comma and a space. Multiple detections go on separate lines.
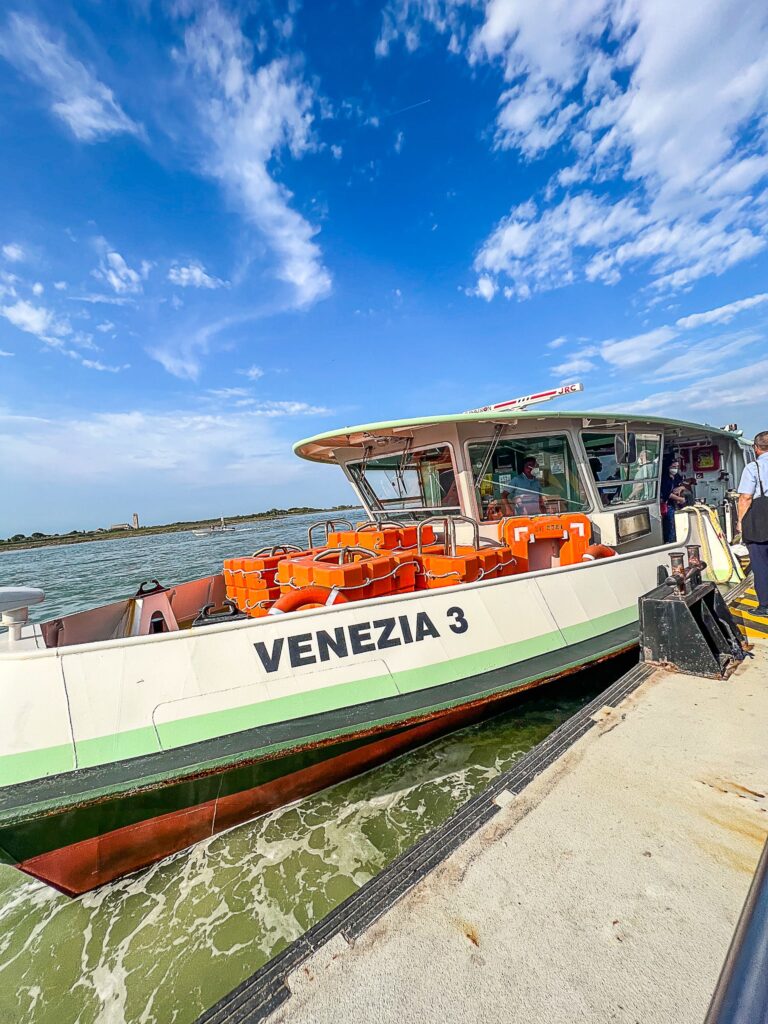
463, 430, 593, 522
579, 428, 663, 510
346, 440, 461, 517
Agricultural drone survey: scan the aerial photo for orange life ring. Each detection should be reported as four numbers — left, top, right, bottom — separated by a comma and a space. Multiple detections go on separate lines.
268, 586, 349, 615
581, 543, 617, 561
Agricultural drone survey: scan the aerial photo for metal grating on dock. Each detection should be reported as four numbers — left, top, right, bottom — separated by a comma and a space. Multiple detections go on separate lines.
195, 660, 655, 1024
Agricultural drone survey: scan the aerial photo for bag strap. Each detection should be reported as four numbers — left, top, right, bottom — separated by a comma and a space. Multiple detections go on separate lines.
757, 458, 766, 498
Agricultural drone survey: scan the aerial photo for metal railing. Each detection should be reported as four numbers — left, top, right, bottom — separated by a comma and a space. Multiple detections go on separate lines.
704, 834, 768, 1023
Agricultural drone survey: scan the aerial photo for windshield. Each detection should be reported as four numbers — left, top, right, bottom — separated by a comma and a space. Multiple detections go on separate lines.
348, 444, 459, 516
468, 434, 589, 520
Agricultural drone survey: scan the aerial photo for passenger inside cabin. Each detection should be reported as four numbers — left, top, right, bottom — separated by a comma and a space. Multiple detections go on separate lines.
660, 456, 686, 542
508, 457, 544, 515
627, 449, 658, 501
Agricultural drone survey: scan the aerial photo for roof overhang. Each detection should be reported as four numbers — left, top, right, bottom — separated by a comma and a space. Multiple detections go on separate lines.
294, 410, 744, 464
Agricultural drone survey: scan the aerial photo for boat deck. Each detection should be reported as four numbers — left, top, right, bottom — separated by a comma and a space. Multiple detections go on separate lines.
202, 640, 768, 1024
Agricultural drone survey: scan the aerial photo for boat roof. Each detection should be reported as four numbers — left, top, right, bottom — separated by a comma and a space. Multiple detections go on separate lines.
294, 409, 744, 464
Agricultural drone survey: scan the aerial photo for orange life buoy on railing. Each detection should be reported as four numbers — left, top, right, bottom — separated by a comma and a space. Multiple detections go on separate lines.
268, 585, 349, 615
581, 543, 617, 561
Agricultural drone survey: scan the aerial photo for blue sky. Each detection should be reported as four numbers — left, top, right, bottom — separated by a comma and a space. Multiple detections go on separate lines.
1, 0, 767, 535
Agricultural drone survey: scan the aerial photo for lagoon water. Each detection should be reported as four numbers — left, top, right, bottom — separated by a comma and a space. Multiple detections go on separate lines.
0, 514, 615, 1024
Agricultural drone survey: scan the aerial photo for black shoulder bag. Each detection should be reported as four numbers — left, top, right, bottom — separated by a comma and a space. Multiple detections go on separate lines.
742, 465, 768, 544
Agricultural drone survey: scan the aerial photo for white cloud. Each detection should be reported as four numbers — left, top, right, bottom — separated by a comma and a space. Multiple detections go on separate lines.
611, 359, 768, 420
675, 293, 768, 331
548, 335, 567, 349
475, 193, 647, 297
552, 353, 597, 378
381, 1, 768, 299
330, 144, 343, 160
78, 358, 129, 373
238, 364, 265, 380
53, 281, 67, 290
0, 299, 71, 347
375, 0, 472, 58
2, 243, 25, 263
168, 261, 224, 289
0, 298, 101, 368
649, 330, 760, 383
31, 282, 44, 295
178, 3, 331, 308
206, 386, 250, 399
394, 130, 405, 153
557, 289, 768, 388
96, 321, 115, 333
149, 310, 268, 381
0, 404, 341, 533
92, 238, 144, 294
69, 293, 135, 306
0, 349, 14, 357
600, 326, 677, 369
0, 13, 142, 143
474, 274, 497, 301
249, 400, 331, 417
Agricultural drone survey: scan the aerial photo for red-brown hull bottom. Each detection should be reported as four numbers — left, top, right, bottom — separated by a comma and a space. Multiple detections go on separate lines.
19, 703, 480, 896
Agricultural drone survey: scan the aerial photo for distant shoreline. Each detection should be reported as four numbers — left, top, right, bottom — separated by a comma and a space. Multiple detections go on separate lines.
0, 506, 361, 555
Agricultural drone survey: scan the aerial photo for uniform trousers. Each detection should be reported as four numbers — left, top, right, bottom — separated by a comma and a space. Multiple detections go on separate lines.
747, 542, 768, 607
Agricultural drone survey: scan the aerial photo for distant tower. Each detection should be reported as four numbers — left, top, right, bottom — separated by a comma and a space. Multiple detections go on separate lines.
132, 512, 140, 530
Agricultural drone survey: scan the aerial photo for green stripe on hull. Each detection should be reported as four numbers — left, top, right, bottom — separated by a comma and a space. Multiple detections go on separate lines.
0, 606, 637, 787
0, 622, 638, 867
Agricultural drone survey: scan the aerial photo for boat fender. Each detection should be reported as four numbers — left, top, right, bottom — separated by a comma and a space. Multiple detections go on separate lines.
581, 544, 617, 561
269, 586, 349, 615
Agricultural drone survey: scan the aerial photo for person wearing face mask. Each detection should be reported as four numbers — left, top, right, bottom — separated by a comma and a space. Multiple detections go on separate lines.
509, 456, 544, 515
660, 455, 685, 542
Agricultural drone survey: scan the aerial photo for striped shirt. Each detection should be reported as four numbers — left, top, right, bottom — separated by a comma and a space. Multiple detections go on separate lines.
738, 453, 768, 495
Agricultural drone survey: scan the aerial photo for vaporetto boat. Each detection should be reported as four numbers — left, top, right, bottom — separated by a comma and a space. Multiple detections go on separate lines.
0, 385, 751, 894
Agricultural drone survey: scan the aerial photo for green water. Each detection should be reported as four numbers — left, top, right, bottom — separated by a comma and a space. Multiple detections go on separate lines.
0, 517, 622, 1024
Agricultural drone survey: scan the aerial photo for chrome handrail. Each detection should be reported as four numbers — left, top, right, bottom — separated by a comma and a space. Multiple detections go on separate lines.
307, 519, 354, 548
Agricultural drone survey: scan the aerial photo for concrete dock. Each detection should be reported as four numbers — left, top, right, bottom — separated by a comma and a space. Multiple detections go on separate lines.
256, 646, 768, 1024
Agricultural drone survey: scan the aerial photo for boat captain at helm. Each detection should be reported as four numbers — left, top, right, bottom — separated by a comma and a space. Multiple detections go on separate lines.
508, 456, 545, 515
486, 456, 545, 518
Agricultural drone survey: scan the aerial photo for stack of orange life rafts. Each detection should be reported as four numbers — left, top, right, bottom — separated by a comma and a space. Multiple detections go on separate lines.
223, 513, 610, 617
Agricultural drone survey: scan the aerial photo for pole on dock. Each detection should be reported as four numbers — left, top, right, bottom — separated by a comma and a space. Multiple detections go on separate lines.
704, 834, 768, 1024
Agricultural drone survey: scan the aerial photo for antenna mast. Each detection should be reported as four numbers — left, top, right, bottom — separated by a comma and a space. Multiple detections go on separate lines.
464, 382, 583, 415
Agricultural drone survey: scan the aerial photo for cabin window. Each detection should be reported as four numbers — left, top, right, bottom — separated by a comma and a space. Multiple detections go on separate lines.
582, 432, 662, 507
348, 444, 459, 515
467, 435, 588, 521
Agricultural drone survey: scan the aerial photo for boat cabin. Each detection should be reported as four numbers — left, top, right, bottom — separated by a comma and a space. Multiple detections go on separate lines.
2, 395, 751, 651
294, 408, 751, 555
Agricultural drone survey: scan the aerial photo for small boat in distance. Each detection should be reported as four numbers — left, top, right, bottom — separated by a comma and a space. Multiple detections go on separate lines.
193, 515, 237, 536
